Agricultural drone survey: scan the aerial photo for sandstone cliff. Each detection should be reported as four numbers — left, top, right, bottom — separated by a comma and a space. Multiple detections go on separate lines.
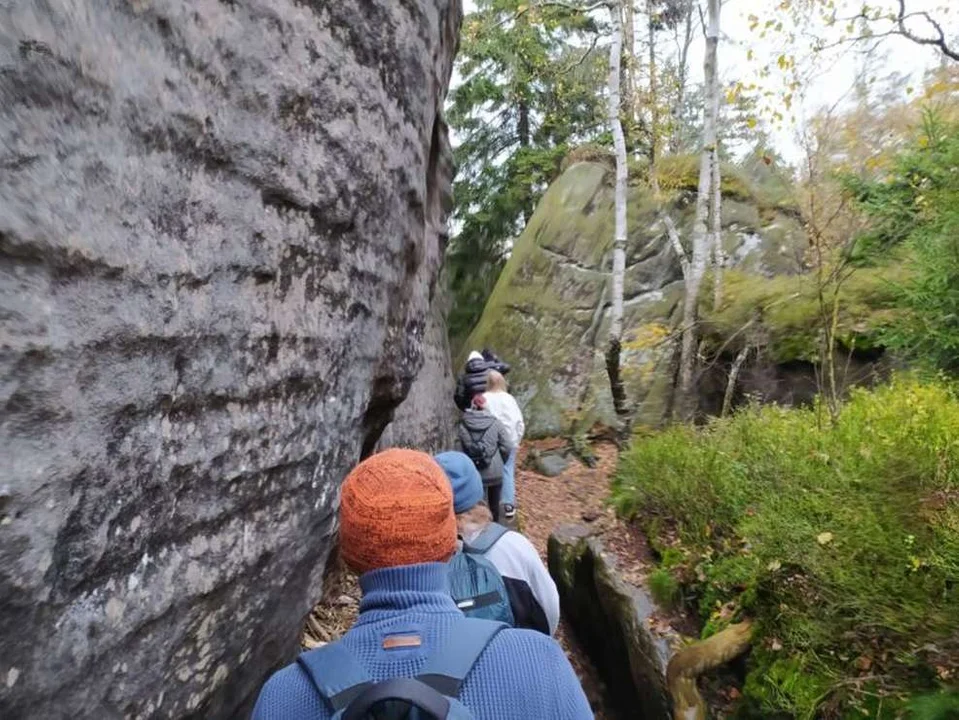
465, 158, 808, 435
0, 1, 461, 716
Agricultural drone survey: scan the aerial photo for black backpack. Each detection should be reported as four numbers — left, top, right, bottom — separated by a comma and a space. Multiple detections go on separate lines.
460, 424, 496, 471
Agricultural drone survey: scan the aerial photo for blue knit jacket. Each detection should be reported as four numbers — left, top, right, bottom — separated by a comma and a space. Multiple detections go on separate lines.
251, 563, 593, 719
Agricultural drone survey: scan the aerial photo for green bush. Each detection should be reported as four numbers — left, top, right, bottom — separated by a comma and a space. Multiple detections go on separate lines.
846, 112, 959, 373
612, 377, 959, 718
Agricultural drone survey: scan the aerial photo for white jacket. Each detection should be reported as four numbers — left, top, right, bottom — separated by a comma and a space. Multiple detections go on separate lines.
483, 391, 525, 447
461, 526, 560, 636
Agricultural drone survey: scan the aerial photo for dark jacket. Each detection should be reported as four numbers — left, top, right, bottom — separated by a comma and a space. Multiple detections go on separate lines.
454, 356, 511, 411
457, 409, 513, 484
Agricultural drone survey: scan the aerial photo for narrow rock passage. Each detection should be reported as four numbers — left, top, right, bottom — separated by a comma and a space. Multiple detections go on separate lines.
303, 439, 646, 719
514, 440, 619, 719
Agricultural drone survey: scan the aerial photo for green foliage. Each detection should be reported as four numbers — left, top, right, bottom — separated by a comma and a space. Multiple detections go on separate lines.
701, 266, 904, 362
446, 0, 606, 347
845, 111, 959, 373
612, 378, 959, 717
647, 568, 680, 608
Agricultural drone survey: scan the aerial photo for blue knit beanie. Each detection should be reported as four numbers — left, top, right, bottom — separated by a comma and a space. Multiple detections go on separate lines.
434, 451, 484, 513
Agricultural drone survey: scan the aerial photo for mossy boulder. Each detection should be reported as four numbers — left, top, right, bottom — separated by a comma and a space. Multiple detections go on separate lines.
547, 525, 673, 720
464, 159, 808, 435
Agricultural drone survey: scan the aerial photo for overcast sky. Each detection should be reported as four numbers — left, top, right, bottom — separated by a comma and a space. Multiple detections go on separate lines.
457, 0, 953, 162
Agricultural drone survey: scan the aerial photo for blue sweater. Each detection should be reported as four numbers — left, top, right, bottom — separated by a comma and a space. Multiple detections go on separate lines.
251, 563, 593, 719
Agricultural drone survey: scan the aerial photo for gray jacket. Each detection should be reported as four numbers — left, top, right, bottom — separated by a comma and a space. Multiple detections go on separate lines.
457, 409, 514, 485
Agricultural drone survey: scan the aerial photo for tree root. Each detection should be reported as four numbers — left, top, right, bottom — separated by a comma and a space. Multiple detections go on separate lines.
666, 620, 754, 720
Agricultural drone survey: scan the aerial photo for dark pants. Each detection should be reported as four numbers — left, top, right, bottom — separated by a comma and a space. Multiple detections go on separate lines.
485, 483, 502, 522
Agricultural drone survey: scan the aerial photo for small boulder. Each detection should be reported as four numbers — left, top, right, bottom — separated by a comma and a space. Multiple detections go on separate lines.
535, 452, 570, 477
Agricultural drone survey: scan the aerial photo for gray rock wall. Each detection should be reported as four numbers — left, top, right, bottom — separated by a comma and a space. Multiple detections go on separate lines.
0, 1, 461, 717
377, 275, 457, 455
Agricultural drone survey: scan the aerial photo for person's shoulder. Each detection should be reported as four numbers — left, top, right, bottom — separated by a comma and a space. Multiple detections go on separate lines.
502, 529, 538, 553
252, 662, 319, 719
487, 625, 564, 658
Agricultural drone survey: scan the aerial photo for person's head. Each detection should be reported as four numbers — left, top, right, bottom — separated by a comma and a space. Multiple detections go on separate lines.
339, 448, 457, 574
471, 393, 487, 411
486, 370, 507, 393
433, 451, 492, 537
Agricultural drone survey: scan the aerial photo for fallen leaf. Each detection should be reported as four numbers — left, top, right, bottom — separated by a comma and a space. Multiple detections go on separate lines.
856, 655, 872, 672
770, 638, 783, 651
767, 559, 782, 571
817, 531, 834, 545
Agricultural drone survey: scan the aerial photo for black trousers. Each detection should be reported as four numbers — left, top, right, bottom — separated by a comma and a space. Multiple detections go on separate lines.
485, 483, 502, 522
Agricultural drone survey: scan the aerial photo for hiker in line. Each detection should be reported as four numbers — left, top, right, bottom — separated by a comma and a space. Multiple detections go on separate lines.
435, 452, 559, 636
251, 449, 592, 720
482, 370, 524, 522
454, 349, 510, 411
481, 348, 510, 376
457, 394, 513, 522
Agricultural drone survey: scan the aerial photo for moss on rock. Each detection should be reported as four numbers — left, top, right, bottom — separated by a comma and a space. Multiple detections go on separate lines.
465, 158, 812, 435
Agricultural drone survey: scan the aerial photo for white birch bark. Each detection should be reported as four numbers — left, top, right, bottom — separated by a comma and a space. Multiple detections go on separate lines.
711, 146, 725, 308
606, 0, 629, 416
608, 0, 627, 344
677, 0, 720, 419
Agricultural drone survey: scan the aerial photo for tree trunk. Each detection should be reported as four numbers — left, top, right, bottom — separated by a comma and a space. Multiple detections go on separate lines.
623, 0, 637, 147
711, 146, 724, 308
607, 0, 629, 418
721, 345, 750, 417
646, 0, 658, 168
518, 98, 531, 223
671, 0, 695, 153
676, 0, 720, 421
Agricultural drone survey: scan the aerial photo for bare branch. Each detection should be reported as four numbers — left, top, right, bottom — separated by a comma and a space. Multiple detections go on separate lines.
895, 0, 959, 62
662, 213, 690, 279
559, 34, 600, 72
536, 0, 610, 12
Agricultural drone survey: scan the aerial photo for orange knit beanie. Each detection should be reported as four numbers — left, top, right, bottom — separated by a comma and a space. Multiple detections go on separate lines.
339, 448, 457, 574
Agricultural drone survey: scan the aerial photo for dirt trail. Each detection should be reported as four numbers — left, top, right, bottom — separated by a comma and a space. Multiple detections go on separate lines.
515, 439, 662, 720
302, 439, 646, 718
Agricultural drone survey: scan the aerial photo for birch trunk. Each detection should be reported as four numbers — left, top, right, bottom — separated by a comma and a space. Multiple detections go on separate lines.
711, 146, 724, 308
647, 1, 658, 168
606, 0, 629, 417
676, 0, 720, 420
623, 1, 637, 143
721, 345, 750, 417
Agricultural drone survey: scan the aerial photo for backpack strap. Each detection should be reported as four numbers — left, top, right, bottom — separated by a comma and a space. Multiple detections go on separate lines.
462, 523, 509, 554
341, 678, 450, 720
296, 642, 373, 712
416, 618, 505, 697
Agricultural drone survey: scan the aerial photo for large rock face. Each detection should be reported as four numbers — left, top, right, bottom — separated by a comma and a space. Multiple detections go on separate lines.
377, 277, 457, 454
465, 159, 806, 435
0, 1, 461, 717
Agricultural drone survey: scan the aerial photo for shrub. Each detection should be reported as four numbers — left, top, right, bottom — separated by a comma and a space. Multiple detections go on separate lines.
612, 377, 959, 717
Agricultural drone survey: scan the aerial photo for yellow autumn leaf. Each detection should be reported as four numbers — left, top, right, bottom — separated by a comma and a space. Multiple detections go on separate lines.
817, 531, 834, 545
746, 116, 758, 129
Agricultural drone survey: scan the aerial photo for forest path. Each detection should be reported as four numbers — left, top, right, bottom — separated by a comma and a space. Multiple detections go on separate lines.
302, 439, 654, 719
